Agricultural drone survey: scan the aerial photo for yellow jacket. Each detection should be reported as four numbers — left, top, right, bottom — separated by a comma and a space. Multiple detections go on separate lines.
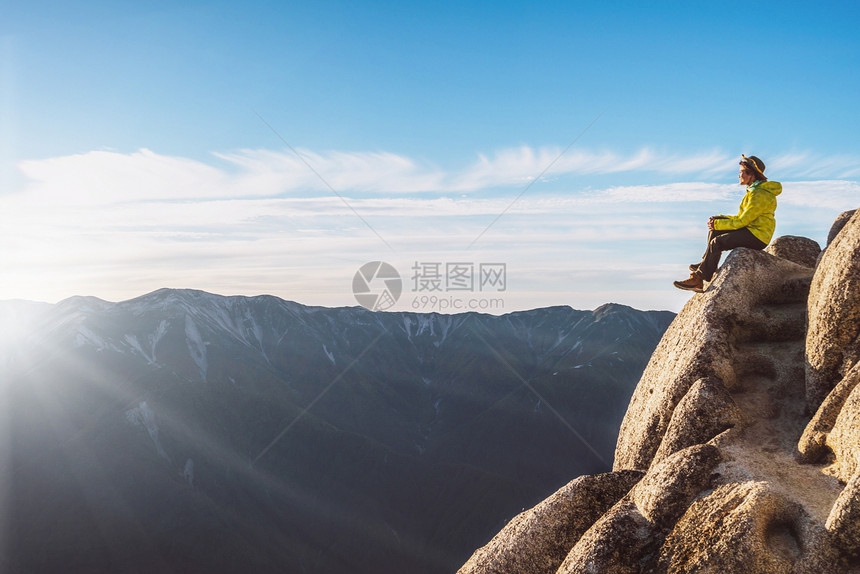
713, 180, 782, 244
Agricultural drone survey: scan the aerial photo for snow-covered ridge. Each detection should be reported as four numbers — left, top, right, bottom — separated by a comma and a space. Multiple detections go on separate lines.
6, 289, 675, 384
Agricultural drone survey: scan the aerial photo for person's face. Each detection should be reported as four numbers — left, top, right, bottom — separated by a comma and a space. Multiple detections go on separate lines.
739, 166, 755, 186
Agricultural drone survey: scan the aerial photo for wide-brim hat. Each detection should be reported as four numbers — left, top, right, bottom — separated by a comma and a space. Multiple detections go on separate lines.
740, 155, 766, 179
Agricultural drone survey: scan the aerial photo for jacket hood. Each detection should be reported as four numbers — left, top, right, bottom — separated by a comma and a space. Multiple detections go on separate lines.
751, 180, 782, 196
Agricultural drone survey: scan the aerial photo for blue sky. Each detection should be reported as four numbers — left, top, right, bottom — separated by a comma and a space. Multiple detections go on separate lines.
1, 1, 859, 313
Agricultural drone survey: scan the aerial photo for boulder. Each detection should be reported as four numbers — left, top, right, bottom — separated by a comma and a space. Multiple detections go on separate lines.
456, 470, 642, 574
651, 377, 743, 467
657, 481, 805, 573
823, 365, 860, 482
631, 444, 722, 528
614, 248, 811, 471
765, 235, 822, 268
798, 361, 860, 467
806, 209, 860, 410
828, 209, 857, 246
827, 472, 860, 557
554, 499, 650, 574
556, 445, 720, 573
458, 211, 860, 574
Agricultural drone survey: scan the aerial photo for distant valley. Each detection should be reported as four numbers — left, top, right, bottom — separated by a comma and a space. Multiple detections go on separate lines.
0, 289, 674, 574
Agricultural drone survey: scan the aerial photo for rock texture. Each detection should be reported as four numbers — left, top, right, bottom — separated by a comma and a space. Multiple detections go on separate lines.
458, 208, 860, 574
798, 361, 860, 467
457, 471, 643, 574
820, 363, 860, 483
766, 235, 822, 268
657, 481, 810, 573
806, 209, 860, 410
828, 209, 857, 246
827, 472, 860, 557
551, 446, 721, 574
613, 247, 812, 471
651, 377, 742, 467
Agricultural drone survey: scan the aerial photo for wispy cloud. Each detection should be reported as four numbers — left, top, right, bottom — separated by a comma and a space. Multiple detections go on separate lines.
213, 148, 447, 195
769, 152, 860, 179
3, 145, 858, 309
17, 149, 230, 204
448, 147, 734, 191
14, 145, 815, 203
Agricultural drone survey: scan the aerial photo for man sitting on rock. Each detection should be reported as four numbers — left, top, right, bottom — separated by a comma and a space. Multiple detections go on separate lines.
674, 155, 782, 293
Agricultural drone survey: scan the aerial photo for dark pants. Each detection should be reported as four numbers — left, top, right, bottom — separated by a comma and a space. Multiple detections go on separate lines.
697, 224, 767, 281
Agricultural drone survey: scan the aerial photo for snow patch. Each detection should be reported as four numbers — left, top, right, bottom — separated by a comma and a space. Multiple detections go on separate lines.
125, 401, 169, 460
123, 319, 169, 363
185, 315, 208, 380
322, 344, 335, 364
124, 334, 153, 363
149, 319, 169, 361
402, 314, 459, 347
402, 316, 415, 341
74, 325, 120, 352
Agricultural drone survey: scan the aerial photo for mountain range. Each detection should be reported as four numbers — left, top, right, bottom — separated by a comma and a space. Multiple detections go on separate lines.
0, 289, 673, 574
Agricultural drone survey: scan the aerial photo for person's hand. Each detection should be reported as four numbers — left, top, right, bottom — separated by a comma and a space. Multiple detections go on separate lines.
707, 216, 716, 231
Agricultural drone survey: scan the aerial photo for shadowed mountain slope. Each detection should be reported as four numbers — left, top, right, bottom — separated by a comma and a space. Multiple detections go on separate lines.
0, 293, 672, 574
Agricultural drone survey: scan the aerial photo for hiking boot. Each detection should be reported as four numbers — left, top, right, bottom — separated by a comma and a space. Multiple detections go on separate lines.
689, 263, 701, 272
673, 272, 704, 293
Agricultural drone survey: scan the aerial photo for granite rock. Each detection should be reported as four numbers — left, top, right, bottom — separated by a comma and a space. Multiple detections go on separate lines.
457, 212, 860, 574
456, 471, 643, 574
828, 209, 857, 246
554, 498, 651, 574
657, 481, 805, 573
765, 235, 822, 268
798, 361, 860, 469
614, 248, 811, 471
651, 377, 743, 467
806, 209, 860, 409
632, 444, 722, 528
823, 364, 860, 482
555, 445, 720, 573
827, 472, 860, 557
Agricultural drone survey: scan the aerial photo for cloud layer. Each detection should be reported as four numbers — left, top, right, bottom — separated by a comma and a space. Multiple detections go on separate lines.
3, 145, 858, 311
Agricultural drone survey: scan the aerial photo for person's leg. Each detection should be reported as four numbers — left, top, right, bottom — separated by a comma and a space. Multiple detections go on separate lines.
691, 215, 728, 269
678, 228, 732, 291
697, 228, 767, 281
697, 229, 733, 279
700, 228, 731, 261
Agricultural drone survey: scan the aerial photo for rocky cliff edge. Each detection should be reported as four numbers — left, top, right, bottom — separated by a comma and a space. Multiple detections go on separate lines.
459, 208, 860, 573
